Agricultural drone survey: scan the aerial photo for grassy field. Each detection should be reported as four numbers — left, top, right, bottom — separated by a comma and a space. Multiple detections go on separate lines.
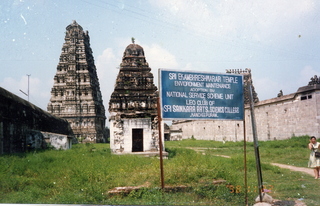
0, 135, 319, 205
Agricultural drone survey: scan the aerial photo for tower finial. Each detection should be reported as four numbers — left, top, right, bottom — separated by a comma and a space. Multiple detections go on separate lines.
131, 37, 135, 44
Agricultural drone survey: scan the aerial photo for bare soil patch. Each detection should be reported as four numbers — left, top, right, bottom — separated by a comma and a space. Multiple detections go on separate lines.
271, 163, 313, 177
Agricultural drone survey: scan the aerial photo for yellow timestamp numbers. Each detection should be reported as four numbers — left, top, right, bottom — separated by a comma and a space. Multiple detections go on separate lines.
226, 184, 274, 193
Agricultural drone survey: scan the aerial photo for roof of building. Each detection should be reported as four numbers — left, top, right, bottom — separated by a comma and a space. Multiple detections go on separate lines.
253, 83, 320, 107
123, 43, 145, 58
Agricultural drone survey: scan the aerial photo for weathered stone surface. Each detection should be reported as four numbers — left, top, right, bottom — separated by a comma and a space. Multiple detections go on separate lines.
47, 20, 106, 143
255, 193, 273, 204
109, 43, 158, 118
0, 87, 74, 154
42, 132, 71, 150
107, 179, 225, 195
169, 129, 182, 141
26, 130, 47, 150
108, 185, 189, 195
109, 41, 161, 154
253, 203, 272, 206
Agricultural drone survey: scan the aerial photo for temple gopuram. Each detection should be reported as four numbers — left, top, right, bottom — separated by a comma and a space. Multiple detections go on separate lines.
226, 68, 259, 104
109, 39, 163, 155
47, 21, 106, 143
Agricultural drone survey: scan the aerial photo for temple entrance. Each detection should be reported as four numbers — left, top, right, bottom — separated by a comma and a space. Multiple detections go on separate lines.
132, 129, 143, 152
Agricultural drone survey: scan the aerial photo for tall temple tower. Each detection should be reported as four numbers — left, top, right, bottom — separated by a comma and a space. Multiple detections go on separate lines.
47, 21, 106, 143
109, 40, 161, 154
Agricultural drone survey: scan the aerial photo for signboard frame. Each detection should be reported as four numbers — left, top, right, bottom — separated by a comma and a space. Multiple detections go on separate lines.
159, 69, 244, 121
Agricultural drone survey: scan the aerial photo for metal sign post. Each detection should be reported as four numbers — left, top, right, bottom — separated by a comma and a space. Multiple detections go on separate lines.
243, 119, 248, 205
248, 83, 264, 202
157, 97, 165, 190
158, 69, 246, 199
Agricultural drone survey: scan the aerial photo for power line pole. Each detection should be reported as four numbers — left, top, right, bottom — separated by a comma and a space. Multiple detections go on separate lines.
19, 74, 31, 102
27, 74, 30, 102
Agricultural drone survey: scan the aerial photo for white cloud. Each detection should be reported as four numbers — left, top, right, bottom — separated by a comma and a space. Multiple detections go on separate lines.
142, 43, 179, 70
96, 48, 119, 82
142, 43, 180, 87
96, 47, 121, 117
254, 76, 280, 101
254, 65, 320, 101
96, 42, 180, 119
150, 0, 317, 43
298, 65, 320, 86
0, 75, 48, 110
182, 62, 194, 71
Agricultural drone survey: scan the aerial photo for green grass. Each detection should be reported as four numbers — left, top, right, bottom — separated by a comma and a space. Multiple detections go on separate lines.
0, 136, 319, 205
166, 135, 311, 167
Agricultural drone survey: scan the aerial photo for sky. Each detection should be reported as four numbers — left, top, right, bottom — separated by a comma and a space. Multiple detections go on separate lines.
1, 0, 320, 122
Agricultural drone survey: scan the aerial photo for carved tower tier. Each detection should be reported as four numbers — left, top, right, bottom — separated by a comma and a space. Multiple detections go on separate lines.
109, 41, 161, 154
47, 21, 106, 143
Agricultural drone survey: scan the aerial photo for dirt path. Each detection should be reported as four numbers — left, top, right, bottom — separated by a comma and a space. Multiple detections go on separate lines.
271, 163, 314, 176
187, 148, 311, 205
186, 147, 314, 176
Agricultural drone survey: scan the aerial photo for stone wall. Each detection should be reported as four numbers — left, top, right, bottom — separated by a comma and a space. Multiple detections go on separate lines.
42, 132, 72, 150
171, 120, 244, 141
25, 130, 47, 150
0, 87, 74, 154
246, 85, 320, 140
169, 129, 183, 141
171, 84, 320, 141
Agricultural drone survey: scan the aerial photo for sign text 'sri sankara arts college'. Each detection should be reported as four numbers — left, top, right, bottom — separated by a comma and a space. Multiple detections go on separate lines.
159, 69, 244, 120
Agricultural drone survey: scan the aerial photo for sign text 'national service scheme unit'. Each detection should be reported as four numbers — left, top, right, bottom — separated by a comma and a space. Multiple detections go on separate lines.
160, 69, 244, 120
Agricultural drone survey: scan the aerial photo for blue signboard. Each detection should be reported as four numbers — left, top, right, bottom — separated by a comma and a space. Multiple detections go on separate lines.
159, 69, 244, 120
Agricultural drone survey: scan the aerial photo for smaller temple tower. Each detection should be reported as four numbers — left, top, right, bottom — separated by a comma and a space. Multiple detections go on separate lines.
109, 40, 161, 154
226, 68, 259, 104
47, 21, 106, 143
